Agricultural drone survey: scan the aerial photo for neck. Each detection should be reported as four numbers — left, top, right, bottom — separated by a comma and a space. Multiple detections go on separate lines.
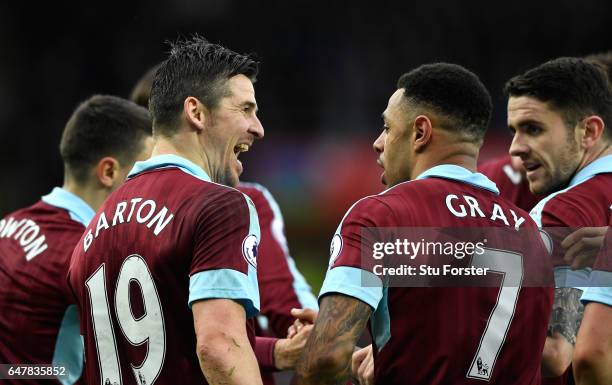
410, 137, 479, 180
576, 141, 612, 173
151, 132, 212, 178
62, 178, 107, 212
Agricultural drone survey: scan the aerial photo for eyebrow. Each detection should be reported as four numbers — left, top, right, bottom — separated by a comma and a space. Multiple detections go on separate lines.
512, 118, 542, 128
240, 101, 258, 111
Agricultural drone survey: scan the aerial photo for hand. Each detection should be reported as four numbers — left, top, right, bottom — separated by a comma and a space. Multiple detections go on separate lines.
274, 323, 314, 370
351, 345, 374, 385
561, 227, 608, 270
287, 308, 318, 338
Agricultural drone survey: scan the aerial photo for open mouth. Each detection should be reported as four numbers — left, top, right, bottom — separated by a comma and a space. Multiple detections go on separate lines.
234, 143, 250, 157
523, 162, 541, 172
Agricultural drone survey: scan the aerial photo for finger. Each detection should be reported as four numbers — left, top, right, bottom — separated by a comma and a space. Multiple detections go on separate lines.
352, 349, 367, 380
291, 308, 318, 323
352, 345, 370, 363
296, 324, 313, 340
360, 348, 375, 385
571, 250, 599, 270
288, 320, 303, 338
563, 236, 603, 264
363, 360, 375, 385
287, 325, 297, 338
561, 227, 606, 249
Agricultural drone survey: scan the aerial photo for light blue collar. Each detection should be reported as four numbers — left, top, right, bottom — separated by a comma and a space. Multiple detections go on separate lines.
416, 164, 499, 194
569, 155, 612, 187
128, 154, 212, 182
41, 187, 95, 226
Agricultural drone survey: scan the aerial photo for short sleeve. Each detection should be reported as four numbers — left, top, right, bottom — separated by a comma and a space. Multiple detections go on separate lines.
533, 197, 592, 288
581, 287, 612, 306
319, 197, 394, 311
583, 227, 612, 292
188, 189, 260, 317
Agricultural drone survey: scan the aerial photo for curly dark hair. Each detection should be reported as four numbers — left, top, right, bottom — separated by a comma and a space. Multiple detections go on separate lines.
396, 63, 492, 142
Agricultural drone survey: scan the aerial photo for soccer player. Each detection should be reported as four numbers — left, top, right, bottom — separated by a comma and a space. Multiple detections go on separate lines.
0, 95, 152, 385
68, 36, 266, 385
295, 63, 554, 384
572, 51, 612, 385
505, 57, 612, 383
479, 155, 542, 211
128, 64, 319, 384
573, 223, 611, 385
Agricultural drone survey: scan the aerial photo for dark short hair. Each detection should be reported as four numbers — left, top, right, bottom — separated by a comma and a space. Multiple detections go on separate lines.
584, 51, 612, 85
130, 64, 161, 108
149, 35, 259, 135
60, 95, 152, 183
504, 57, 612, 138
396, 63, 492, 142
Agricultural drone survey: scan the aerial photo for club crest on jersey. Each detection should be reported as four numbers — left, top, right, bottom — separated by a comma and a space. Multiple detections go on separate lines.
242, 234, 258, 268
329, 233, 343, 265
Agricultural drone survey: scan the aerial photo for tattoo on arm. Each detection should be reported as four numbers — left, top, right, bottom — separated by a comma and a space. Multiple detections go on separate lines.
548, 288, 584, 345
295, 294, 372, 384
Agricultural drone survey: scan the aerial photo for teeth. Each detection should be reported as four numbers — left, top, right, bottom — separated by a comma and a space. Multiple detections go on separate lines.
234, 144, 249, 154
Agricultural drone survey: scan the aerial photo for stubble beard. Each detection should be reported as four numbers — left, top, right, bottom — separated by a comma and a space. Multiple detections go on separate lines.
535, 140, 581, 196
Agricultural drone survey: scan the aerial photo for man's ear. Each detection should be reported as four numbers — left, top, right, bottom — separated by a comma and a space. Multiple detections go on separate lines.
413, 115, 433, 153
581, 115, 605, 150
184, 96, 207, 131
95, 157, 120, 188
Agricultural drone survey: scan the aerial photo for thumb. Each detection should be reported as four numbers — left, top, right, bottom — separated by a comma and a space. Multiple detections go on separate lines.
352, 345, 370, 363
291, 308, 318, 323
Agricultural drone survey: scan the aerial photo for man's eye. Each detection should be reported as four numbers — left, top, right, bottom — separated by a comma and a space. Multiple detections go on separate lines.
525, 125, 542, 135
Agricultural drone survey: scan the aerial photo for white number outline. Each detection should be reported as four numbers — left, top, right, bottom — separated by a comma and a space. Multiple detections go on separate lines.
86, 255, 166, 385
466, 247, 524, 381
86, 263, 122, 385
114, 255, 166, 385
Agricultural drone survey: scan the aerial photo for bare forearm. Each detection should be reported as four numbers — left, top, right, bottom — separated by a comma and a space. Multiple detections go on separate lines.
193, 299, 262, 385
573, 302, 612, 385
541, 288, 584, 377
198, 332, 262, 385
294, 294, 372, 385
574, 354, 612, 385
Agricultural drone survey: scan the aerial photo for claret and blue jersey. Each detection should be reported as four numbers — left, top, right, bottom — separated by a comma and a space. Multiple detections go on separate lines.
319, 164, 554, 385
527, 155, 612, 304
67, 154, 261, 385
0, 187, 94, 385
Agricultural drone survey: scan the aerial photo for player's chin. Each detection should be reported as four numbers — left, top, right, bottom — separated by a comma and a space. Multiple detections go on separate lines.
526, 174, 550, 195
228, 173, 240, 188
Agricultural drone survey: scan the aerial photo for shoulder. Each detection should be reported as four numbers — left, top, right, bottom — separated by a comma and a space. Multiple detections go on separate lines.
534, 174, 612, 227
237, 182, 275, 209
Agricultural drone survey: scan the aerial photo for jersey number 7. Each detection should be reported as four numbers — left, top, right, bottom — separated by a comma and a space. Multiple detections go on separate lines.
466, 249, 523, 381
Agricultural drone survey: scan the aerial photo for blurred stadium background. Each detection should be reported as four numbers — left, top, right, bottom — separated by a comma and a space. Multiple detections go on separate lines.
1, 0, 610, 291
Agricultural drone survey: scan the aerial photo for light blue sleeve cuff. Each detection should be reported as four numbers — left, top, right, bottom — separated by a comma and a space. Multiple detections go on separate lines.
53, 305, 83, 385
554, 266, 591, 290
189, 267, 260, 318
318, 266, 383, 311
581, 286, 612, 306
